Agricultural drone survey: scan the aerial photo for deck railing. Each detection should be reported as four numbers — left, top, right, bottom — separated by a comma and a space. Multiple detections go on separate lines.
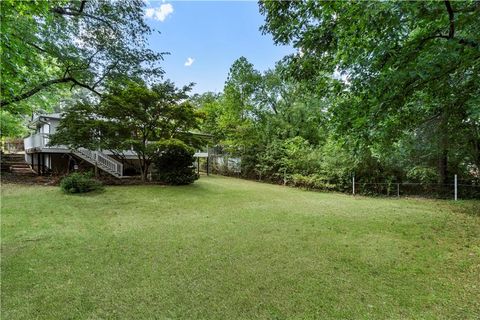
76, 148, 123, 177
24, 133, 67, 151
24, 133, 46, 150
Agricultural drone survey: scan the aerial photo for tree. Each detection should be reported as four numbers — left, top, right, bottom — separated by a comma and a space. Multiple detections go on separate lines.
1, 0, 164, 135
51, 80, 201, 181
259, 0, 480, 184
198, 58, 332, 178
0, 110, 27, 138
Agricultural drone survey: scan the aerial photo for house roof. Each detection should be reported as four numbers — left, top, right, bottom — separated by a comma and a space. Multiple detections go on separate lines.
29, 113, 213, 138
31, 113, 63, 124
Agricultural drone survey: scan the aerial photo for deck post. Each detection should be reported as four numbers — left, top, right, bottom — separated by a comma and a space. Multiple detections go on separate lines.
37, 153, 41, 175
32, 152, 35, 173
42, 153, 45, 175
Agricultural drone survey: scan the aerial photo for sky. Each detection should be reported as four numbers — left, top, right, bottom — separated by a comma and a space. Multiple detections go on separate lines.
144, 1, 295, 94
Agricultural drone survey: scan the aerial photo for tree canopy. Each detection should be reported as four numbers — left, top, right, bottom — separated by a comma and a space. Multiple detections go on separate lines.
50, 80, 201, 181
258, 0, 480, 184
1, 0, 163, 136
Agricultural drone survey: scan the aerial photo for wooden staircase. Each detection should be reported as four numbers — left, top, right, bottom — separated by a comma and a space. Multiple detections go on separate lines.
73, 148, 124, 178
1, 153, 36, 176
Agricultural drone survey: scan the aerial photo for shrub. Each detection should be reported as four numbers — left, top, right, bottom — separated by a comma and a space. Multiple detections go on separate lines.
151, 139, 198, 185
291, 173, 337, 191
60, 172, 104, 194
406, 166, 438, 183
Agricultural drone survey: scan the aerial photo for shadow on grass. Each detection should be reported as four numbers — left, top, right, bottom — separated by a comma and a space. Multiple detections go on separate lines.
60, 188, 106, 197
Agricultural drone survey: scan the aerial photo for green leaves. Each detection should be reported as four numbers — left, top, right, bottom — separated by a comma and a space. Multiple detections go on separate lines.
260, 0, 480, 182
1, 0, 164, 136
51, 79, 201, 180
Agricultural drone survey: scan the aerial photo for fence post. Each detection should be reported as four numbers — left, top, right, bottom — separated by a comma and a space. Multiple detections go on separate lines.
352, 174, 355, 196
454, 174, 458, 201
397, 183, 400, 198
206, 156, 209, 176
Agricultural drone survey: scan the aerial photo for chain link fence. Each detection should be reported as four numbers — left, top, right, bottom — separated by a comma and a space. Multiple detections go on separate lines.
352, 181, 480, 200
196, 150, 479, 200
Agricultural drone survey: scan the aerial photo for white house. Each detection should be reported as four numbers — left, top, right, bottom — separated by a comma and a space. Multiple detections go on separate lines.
23, 113, 142, 177
24, 113, 226, 178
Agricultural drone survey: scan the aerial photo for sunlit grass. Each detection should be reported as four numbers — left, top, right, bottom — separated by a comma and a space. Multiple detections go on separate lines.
2, 175, 479, 319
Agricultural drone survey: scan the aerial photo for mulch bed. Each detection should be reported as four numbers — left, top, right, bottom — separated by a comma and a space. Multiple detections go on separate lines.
1, 172, 60, 186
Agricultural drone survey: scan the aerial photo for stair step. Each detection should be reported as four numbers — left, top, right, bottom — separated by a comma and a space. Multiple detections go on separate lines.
10, 164, 30, 168
2, 159, 26, 163
2, 153, 33, 175
11, 170, 35, 175
11, 166, 32, 170
2, 154, 25, 158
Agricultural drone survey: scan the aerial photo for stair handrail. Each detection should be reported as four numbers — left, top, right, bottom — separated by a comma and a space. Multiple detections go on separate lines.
76, 148, 123, 176
96, 151, 123, 176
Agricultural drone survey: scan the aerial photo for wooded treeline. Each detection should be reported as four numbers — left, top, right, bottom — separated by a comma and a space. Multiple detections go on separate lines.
195, 1, 480, 191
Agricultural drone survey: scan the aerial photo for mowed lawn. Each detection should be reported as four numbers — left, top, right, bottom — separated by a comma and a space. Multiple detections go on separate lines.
1, 176, 480, 319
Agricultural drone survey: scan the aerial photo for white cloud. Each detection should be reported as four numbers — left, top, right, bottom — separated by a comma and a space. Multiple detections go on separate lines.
184, 57, 195, 67
145, 3, 173, 22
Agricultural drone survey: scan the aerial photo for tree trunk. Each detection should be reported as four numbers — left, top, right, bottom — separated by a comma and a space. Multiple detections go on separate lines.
438, 146, 448, 185
437, 110, 449, 185
140, 164, 145, 182
142, 164, 149, 181
139, 158, 150, 182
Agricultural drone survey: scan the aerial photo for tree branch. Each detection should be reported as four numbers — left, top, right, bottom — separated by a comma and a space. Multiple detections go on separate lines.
78, 1, 86, 13
417, 33, 478, 51
0, 76, 101, 107
52, 5, 115, 31
92, 61, 119, 89
68, 77, 102, 95
444, 0, 455, 39
11, 33, 50, 54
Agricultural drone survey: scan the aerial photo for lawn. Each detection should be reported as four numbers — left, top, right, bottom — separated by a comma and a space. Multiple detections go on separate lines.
1, 175, 479, 319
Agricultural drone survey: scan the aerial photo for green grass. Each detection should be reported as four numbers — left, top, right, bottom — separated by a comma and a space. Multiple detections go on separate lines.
1, 175, 479, 319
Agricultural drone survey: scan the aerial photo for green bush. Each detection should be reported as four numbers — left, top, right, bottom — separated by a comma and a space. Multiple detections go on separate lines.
151, 139, 198, 185
60, 172, 104, 194
406, 166, 438, 183
291, 174, 337, 191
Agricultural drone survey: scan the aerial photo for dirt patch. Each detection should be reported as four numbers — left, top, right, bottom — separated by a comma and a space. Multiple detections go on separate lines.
0, 172, 60, 186
0, 172, 165, 186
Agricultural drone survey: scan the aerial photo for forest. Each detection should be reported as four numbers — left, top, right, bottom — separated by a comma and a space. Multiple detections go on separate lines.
1, 0, 479, 196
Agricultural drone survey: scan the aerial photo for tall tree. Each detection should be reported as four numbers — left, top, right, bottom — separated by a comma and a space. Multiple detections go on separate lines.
1, 0, 164, 134
51, 80, 200, 181
259, 0, 480, 183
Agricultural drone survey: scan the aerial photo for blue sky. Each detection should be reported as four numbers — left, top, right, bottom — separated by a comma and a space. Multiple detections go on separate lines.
144, 1, 294, 94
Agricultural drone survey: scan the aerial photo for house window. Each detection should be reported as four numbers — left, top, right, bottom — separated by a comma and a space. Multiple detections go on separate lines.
43, 123, 50, 135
